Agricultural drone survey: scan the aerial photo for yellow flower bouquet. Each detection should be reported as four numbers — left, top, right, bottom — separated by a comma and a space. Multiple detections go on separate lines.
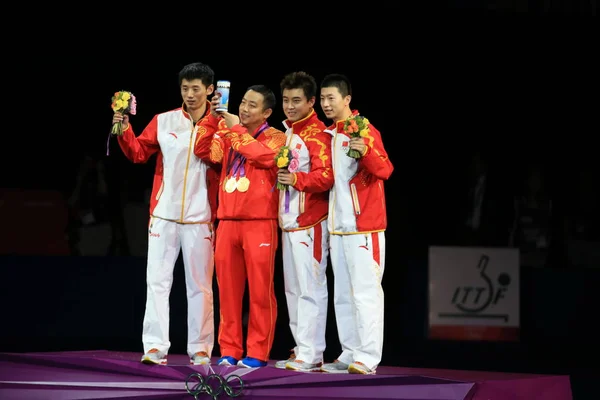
274, 146, 300, 190
110, 91, 137, 136
343, 115, 369, 158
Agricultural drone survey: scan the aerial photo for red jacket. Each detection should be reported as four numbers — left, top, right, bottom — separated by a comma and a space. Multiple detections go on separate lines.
279, 109, 333, 231
325, 110, 393, 234
195, 114, 287, 220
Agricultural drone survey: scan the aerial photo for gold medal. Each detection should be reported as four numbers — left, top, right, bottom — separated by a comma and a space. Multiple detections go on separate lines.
237, 176, 250, 192
224, 177, 237, 193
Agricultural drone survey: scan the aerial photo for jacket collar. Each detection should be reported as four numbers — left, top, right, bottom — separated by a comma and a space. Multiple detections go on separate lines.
282, 108, 319, 133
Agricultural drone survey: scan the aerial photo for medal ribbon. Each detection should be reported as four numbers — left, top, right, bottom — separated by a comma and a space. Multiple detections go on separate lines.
106, 132, 111, 156
226, 122, 269, 179
284, 188, 290, 213
283, 131, 295, 212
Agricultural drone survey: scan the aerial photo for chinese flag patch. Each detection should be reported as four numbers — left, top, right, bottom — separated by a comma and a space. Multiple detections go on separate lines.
342, 141, 349, 147
296, 143, 302, 150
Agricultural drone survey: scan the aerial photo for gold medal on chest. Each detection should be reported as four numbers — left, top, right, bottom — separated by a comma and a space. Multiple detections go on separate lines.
237, 176, 250, 192
224, 177, 237, 193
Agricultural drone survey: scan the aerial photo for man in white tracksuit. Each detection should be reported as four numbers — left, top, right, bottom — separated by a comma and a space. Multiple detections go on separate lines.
319, 73, 394, 375
274, 71, 334, 372
112, 62, 220, 366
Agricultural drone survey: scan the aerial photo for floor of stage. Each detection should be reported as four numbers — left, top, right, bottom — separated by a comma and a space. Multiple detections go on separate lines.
0, 350, 572, 399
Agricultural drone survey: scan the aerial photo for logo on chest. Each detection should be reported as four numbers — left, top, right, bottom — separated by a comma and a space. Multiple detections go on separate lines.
341, 140, 350, 154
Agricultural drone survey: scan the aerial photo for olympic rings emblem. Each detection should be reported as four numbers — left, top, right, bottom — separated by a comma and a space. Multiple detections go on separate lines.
185, 372, 244, 399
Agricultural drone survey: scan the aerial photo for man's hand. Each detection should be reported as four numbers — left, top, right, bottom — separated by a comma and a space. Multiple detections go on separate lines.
349, 137, 367, 157
211, 93, 239, 128
277, 169, 295, 186
221, 112, 240, 128
210, 95, 221, 118
112, 112, 129, 129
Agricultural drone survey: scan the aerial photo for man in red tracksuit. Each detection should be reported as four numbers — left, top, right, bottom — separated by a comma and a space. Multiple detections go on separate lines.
195, 84, 286, 368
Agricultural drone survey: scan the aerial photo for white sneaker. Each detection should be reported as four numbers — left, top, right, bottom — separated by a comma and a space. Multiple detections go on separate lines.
274, 353, 296, 369
190, 351, 210, 365
348, 361, 376, 375
141, 349, 167, 365
320, 359, 349, 373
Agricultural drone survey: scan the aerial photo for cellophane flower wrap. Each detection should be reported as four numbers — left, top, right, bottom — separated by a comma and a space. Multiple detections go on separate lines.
274, 146, 300, 190
343, 115, 369, 158
110, 91, 137, 136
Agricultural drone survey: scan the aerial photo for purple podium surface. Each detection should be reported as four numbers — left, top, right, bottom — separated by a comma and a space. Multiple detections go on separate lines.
0, 350, 572, 399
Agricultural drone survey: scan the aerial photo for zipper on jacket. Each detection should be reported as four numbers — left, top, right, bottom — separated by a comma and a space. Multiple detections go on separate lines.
300, 191, 305, 214
156, 181, 164, 201
350, 183, 361, 215
179, 125, 195, 221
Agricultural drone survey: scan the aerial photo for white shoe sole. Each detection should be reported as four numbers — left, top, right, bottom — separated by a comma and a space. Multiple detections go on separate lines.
320, 368, 349, 374
286, 364, 322, 372
348, 364, 375, 375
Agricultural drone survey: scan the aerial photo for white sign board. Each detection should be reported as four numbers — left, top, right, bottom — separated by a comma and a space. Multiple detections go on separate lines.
428, 246, 520, 341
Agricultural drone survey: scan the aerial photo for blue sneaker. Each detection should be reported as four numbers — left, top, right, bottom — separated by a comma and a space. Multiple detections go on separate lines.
217, 356, 238, 366
237, 357, 267, 368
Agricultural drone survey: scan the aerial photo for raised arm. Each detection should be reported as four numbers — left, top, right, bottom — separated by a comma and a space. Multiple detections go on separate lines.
117, 115, 161, 163
224, 125, 286, 169
194, 114, 227, 165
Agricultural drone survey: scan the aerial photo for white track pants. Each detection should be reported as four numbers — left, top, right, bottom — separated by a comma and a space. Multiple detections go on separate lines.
329, 232, 385, 370
282, 220, 329, 364
142, 217, 214, 358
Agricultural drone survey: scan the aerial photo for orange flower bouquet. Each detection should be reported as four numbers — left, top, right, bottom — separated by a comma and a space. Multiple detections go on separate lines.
110, 91, 137, 136
343, 115, 369, 158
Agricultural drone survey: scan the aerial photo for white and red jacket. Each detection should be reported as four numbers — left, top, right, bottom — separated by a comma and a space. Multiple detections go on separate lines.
279, 109, 333, 231
325, 110, 394, 234
117, 103, 219, 223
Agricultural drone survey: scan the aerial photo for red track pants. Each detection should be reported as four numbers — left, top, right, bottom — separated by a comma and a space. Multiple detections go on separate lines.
215, 219, 278, 361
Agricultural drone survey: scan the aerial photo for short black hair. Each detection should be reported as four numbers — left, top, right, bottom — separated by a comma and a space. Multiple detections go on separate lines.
246, 84, 276, 111
280, 71, 317, 100
178, 62, 215, 88
320, 73, 352, 97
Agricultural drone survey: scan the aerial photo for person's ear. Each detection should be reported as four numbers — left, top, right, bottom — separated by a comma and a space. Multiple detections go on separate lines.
263, 108, 273, 120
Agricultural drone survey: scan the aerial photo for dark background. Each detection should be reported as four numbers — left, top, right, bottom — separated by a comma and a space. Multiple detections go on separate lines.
2, 3, 598, 399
